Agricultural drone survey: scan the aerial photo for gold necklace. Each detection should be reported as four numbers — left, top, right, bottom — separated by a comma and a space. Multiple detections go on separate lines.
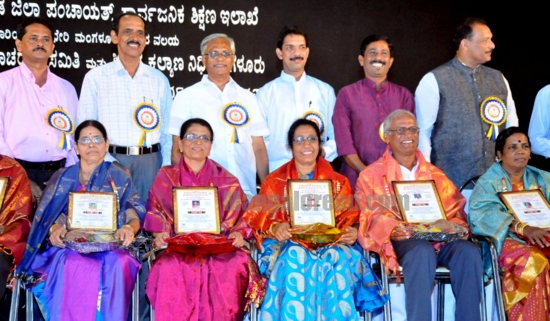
79, 171, 89, 185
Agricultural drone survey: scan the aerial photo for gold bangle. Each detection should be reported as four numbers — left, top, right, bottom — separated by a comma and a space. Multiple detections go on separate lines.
517, 222, 528, 236
122, 224, 134, 234
268, 222, 277, 236
512, 221, 520, 233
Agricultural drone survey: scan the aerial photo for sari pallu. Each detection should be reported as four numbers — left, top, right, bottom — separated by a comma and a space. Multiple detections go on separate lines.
244, 158, 389, 321
16, 161, 145, 321
144, 158, 264, 321
469, 162, 550, 320
0, 155, 33, 266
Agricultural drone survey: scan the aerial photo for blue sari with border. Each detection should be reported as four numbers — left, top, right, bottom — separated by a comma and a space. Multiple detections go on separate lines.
16, 161, 146, 321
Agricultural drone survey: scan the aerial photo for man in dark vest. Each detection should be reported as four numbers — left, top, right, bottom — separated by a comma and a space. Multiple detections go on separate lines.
415, 17, 518, 189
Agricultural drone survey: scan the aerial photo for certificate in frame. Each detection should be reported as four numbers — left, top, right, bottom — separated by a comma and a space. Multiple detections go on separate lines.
0, 177, 9, 210
68, 192, 117, 231
499, 190, 550, 228
392, 180, 447, 223
287, 179, 335, 227
172, 186, 220, 234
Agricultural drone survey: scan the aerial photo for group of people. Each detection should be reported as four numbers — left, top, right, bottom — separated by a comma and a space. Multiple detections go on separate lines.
1, 10, 550, 321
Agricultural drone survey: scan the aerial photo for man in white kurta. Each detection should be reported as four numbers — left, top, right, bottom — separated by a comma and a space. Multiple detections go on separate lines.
169, 34, 269, 197
256, 26, 337, 172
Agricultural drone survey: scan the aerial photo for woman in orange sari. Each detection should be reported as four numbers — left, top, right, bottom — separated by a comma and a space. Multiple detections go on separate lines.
469, 127, 550, 321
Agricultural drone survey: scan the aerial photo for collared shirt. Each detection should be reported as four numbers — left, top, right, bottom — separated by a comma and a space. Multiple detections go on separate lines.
0, 62, 78, 165
529, 84, 550, 157
168, 75, 269, 196
400, 162, 419, 181
332, 77, 415, 187
256, 71, 337, 172
415, 65, 518, 161
77, 59, 173, 165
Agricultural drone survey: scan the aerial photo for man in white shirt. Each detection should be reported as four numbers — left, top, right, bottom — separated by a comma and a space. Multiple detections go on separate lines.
415, 17, 518, 188
169, 33, 269, 197
256, 25, 337, 172
78, 12, 172, 201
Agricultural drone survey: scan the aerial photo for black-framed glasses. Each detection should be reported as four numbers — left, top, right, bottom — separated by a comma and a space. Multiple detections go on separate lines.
78, 136, 105, 145
293, 136, 318, 144
204, 51, 234, 59
386, 127, 420, 135
183, 134, 212, 143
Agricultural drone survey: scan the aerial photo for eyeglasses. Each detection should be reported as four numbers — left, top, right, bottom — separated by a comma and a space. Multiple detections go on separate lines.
293, 136, 318, 144
78, 136, 105, 145
386, 127, 420, 135
183, 134, 212, 143
204, 51, 234, 59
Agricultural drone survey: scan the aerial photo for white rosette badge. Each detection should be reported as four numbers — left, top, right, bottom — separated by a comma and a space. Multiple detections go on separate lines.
221, 102, 250, 143
45, 107, 75, 150
480, 96, 507, 141
302, 111, 326, 137
133, 102, 161, 146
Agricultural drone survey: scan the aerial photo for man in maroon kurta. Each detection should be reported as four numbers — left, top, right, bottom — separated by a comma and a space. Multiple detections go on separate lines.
333, 35, 415, 188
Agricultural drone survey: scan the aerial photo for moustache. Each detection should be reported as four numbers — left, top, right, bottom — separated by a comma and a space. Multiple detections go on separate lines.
290, 57, 304, 61
370, 59, 386, 65
33, 47, 47, 52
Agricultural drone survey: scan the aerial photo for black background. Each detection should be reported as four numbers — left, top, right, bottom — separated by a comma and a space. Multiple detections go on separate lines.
1, 0, 548, 168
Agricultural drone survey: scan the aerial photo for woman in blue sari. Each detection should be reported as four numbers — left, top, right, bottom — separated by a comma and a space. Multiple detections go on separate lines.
17, 120, 145, 321
243, 119, 388, 320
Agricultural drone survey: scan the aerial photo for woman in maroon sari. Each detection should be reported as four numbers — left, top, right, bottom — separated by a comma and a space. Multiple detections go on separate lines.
144, 118, 263, 321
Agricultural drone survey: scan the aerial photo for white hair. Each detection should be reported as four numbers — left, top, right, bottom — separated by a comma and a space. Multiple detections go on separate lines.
383, 109, 416, 133
200, 33, 236, 55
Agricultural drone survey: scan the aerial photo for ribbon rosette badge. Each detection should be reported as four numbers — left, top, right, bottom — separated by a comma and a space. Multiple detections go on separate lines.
302, 111, 326, 136
133, 102, 161, 146
480, 96, 507, 141
378, 123, 387, 143
45, 108, 75, 150
221, 102, 250, 143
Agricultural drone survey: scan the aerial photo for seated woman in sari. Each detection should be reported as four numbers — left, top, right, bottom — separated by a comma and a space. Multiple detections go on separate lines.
469, 127, 550, 321
243, 118, 388, 321
144, 118, 264, 321
0, 155, 32, 300
16, 120, 145, 321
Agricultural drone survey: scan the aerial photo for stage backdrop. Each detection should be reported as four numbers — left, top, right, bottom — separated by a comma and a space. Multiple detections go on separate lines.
0, 0, 548, 166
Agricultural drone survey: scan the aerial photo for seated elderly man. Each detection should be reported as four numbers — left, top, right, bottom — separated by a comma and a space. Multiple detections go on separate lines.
355, 109, 483, 321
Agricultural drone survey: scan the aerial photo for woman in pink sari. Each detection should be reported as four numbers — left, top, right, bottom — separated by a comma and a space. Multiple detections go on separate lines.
144, 118, 263, 321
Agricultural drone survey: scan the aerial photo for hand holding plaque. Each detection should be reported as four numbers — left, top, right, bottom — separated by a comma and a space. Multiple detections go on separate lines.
391, 180, 447, 224
287, 180, 335, 227
499, 190, 550, 228
68, 192, 117, 231
172, 187, 220, 234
